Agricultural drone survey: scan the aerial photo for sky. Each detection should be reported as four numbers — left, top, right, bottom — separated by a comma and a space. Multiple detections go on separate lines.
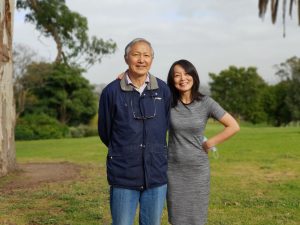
13, 0, 300, 86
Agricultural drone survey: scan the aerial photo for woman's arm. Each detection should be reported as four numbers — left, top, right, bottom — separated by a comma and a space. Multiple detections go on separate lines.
202, 112, 240, 153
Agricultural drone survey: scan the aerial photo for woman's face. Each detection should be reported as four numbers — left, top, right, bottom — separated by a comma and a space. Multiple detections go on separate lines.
173, 65, 194, 94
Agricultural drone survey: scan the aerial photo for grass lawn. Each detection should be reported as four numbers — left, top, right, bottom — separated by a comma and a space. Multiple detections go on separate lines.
0, 124, 299, 225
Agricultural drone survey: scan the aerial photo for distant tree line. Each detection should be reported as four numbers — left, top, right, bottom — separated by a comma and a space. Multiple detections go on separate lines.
209, 56, 300, 126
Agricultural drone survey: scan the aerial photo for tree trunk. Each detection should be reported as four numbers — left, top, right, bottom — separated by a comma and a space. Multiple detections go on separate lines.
0, 0, 16, 177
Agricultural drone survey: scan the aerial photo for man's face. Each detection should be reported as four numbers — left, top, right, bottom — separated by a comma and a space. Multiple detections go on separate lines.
125, 42, 153, 77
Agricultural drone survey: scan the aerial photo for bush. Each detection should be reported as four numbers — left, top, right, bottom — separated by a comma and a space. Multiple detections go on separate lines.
69, 125, 98, 138
15, 114, 69, 140
15, 125, 35, 140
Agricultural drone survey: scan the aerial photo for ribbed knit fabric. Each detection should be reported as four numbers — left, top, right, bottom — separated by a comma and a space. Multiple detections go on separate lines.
167, 96, 226, 225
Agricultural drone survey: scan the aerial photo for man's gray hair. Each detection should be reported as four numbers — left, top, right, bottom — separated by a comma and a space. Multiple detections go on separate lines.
124, 38, 154, 59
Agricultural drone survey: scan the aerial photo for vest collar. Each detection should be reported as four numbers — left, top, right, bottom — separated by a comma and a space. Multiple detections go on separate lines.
120, 73, 159, 91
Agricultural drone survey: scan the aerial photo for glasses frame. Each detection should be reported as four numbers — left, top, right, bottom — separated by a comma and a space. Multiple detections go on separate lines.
130, 93, 157, 120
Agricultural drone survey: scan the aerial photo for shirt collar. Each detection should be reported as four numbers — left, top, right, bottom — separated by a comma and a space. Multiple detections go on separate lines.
120, 71, 159, 92
125, 72, 150, 88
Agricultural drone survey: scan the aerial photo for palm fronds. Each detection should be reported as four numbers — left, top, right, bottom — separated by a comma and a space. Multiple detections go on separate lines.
258, 0, 300, 37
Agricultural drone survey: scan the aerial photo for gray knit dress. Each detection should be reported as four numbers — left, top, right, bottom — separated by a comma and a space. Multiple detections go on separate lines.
167, 96, 226, 225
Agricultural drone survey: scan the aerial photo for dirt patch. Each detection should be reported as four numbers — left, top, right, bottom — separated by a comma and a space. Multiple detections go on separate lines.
0, 162, 81, 193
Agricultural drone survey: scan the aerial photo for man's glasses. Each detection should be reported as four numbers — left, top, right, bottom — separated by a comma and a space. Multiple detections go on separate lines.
131, 94, 157, 120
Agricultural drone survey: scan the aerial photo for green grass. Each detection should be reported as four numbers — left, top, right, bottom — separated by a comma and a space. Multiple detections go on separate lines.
0, 124, 299, 225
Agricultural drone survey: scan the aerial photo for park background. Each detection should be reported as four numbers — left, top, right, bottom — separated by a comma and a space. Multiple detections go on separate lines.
0, 0, 300, 224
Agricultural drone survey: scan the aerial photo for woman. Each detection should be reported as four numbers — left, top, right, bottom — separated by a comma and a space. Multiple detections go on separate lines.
166, 59, 240, 225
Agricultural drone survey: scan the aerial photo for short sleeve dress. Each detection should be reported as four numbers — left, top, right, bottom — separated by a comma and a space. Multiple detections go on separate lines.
167, 96, 226, 225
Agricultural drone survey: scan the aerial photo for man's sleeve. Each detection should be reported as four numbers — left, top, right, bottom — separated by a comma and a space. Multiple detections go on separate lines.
98, 88, 113, 147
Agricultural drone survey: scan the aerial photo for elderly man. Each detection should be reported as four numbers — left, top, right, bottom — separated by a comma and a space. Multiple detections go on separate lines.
98, 38, 170, 225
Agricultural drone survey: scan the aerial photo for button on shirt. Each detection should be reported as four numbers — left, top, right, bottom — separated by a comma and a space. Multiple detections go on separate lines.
126, 73, 150, 95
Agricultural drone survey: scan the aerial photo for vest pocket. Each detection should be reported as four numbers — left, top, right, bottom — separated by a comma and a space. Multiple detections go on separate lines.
107, 150, 143, 185
107, 154, 125, 183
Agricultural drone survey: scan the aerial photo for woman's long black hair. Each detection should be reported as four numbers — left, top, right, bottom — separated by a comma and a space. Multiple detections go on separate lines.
167, 59, 204, 108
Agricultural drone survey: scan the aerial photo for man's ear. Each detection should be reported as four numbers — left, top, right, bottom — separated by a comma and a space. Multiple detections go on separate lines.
124, 55, 128, 64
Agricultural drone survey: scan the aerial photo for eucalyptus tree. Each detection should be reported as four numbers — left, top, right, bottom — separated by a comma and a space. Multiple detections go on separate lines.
0, 0, 16, 176
14, 0, 117, 126
16, 0, 117, 69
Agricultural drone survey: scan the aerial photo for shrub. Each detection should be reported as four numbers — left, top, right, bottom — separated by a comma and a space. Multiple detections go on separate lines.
15, 114, 69, 140
69, 125, 98, 138
15, 125, 35, 140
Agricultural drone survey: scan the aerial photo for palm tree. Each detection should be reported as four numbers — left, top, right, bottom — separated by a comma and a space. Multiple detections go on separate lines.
258, 0, 300, 36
